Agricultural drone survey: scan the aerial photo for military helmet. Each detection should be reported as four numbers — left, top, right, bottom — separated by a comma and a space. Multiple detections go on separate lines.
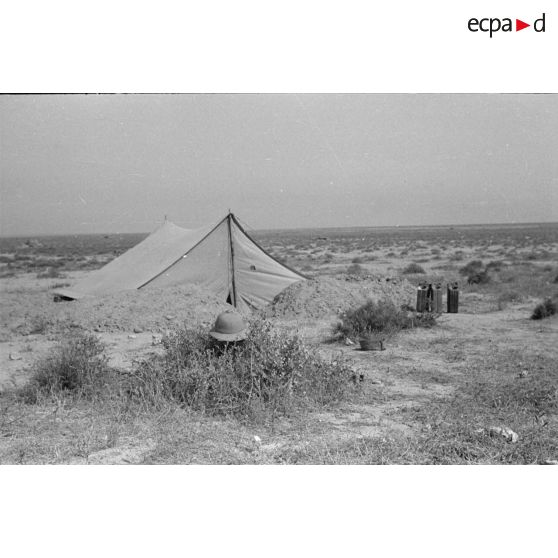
209, 311, 247, 341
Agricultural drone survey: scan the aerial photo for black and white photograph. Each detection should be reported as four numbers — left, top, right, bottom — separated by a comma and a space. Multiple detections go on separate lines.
1, 2, 557, 557
1, 93, 556, 465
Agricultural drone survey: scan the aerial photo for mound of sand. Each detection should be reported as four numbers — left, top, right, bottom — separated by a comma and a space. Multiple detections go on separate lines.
1, 273, 416, 339
265, 275, 415, 319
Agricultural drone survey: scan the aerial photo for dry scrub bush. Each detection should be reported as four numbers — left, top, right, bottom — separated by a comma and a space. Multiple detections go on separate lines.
531, 298, 557, 320
467, 270, 490, 285
459, 260, 484, 276
128, 319, 356, 421
20, 334, 114, 403
333, 299, 437, 340
402, 263, 426, 274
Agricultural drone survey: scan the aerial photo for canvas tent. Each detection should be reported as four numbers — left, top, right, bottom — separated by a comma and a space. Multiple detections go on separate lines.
53, 213, 306, 311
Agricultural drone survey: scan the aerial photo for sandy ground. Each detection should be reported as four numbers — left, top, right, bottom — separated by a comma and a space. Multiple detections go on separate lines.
262, 301, 557, 449
0, 271, 416, 390
1, 254, 556, 463
2, 273, 553, 398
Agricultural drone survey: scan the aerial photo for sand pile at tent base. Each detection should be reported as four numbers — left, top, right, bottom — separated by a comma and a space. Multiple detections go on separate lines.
7, 284, 236, 336
265, 276, 415, 319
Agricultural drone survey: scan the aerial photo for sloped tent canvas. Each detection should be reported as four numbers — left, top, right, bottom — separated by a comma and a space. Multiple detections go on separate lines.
53, 213, 306, 311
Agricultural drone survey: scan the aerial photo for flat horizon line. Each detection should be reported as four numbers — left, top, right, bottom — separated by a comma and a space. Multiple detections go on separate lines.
1, 219, 557, 239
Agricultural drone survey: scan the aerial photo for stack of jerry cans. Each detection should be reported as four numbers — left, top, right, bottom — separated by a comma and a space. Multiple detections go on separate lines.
417, 282, 457, 313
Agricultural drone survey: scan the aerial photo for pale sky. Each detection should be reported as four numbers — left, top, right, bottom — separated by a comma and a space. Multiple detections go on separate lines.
1, 94, 557, 236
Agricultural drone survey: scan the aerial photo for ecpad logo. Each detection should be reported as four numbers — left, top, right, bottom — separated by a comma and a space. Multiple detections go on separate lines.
468, 13, 546, 37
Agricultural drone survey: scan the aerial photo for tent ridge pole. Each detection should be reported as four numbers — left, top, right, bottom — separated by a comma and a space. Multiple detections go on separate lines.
227, 213, 238, 307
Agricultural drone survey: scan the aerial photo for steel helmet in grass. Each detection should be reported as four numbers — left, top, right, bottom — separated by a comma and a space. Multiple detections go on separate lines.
209, 310, 247, 341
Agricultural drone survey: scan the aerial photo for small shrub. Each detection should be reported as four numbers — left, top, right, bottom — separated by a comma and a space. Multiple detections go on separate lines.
20, 334, 112, 403
334, 300, 409, 339
410, 312, 438, 329
351, 256, 364, 264
333, 299, 436, 340
531, 298, 557, 320
402, 263, 426, 274
459, 260, 484, 276
467, 271, 490, 285
553, 274, 558, 284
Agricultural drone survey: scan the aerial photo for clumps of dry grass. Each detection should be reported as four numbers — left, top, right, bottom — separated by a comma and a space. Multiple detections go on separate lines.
23, 316, 51, 335
459, 260, 483, 276
531, 298, 557, 320
467, 270, 490, 285
393, 354, 558, 464
458, 259, 494, 285
333, 299, 437, 341
19, 334, 115, 403
16, 319, 358, 427
402, 263, 426, 274
127, 319, 357, 423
